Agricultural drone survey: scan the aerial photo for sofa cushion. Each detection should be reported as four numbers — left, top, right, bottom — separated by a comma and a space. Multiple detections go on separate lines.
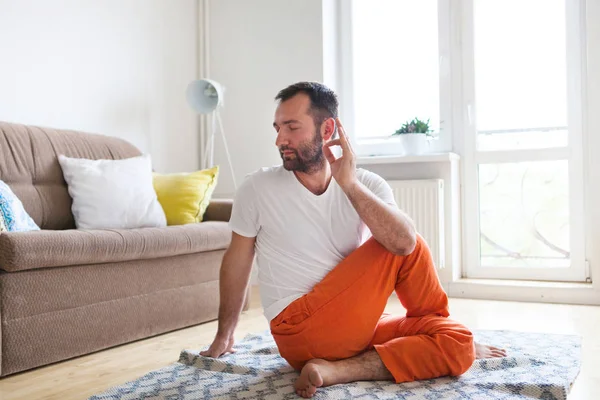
58, 154, 167, 230
0, 221, 231, 272
153, 166, 220, 226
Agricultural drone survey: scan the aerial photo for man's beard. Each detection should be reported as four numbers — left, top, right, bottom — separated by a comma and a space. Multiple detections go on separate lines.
279, 131, 325, 174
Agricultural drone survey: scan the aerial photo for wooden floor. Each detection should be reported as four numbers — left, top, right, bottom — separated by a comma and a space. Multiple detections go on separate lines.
1, 286, 599, 400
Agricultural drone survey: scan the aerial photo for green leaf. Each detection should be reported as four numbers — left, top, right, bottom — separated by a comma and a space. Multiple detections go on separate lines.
392, 117, 432, 135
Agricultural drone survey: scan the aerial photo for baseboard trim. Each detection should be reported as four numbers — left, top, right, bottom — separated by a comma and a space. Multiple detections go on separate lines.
448, 278, 600, 306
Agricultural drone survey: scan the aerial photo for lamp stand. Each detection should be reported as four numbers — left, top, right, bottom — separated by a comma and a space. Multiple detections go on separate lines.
203, 106, 237, 190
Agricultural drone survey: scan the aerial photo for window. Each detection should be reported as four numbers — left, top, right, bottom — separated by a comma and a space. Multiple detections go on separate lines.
340, 0, 588, 282
463, 0, 587, 282
474, 0, 568, 151
352, 1, 439, 139
340, 0, 450, 156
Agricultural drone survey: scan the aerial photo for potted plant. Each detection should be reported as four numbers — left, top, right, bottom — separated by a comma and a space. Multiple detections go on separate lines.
391, 117, 433, 155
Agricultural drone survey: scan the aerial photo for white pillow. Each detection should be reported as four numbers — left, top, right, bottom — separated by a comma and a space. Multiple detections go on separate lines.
58, 154, 167, 229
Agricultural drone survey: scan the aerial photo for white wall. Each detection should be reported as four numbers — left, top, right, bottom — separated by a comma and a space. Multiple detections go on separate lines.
0, 0, 199, 173
207, 0, 325, 196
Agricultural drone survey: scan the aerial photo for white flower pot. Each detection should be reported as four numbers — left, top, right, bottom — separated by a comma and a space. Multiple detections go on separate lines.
398, 134, 430, 155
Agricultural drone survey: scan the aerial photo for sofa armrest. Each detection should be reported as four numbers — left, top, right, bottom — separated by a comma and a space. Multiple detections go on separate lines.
204, 199, 233, 222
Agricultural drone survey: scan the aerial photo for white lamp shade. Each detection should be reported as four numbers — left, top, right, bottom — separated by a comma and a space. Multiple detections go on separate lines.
186, 79, 224, 114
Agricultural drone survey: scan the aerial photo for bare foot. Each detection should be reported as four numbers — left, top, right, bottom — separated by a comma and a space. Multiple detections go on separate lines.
475, 342, 507, 359
294, 360, 330, 398
294, 351, 392, 397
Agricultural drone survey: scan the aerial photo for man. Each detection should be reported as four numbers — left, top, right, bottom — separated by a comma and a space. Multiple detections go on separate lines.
201, 82, 506, 398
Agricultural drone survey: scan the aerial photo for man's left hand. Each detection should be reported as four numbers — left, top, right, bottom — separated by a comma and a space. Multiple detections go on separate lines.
323, 117, 358, 192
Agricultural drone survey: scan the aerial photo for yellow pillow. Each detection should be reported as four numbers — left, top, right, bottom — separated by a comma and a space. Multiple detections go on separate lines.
153, 166, 219, 225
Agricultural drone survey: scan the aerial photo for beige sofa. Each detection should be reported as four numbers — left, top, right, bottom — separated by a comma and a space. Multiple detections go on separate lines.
0, 121, 245, 377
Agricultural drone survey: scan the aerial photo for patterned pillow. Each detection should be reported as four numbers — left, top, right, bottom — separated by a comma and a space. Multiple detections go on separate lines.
0, 180, 40, 232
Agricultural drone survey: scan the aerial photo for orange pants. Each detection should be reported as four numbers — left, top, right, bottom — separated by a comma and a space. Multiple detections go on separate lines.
270, 235, 475, 383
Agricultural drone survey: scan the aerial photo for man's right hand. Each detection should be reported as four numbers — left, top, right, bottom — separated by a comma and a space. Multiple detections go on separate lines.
200, 334, 236, 358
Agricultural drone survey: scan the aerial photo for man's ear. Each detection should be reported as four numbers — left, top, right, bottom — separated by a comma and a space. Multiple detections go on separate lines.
322, 118, 337, 140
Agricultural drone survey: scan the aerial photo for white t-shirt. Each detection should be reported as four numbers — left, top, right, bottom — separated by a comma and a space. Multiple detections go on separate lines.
229, 165, 397, 321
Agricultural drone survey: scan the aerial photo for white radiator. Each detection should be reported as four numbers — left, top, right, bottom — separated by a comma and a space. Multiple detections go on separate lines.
387, 179, 445, 269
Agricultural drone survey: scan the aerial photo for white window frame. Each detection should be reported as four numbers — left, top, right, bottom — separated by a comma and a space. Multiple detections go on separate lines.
460, 0, 588, 282
338, 0, 454, 157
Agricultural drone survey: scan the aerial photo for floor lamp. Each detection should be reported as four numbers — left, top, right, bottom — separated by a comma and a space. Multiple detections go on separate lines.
186, 79, 237, 189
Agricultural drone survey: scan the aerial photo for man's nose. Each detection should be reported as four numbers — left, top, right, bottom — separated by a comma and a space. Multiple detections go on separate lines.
275, 131, 288, 148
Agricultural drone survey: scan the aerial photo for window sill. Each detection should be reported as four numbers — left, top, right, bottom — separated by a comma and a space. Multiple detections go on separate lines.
356, 152, 460, 165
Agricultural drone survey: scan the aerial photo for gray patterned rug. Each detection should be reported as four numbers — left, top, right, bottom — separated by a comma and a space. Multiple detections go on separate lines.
89, 330, 581, 400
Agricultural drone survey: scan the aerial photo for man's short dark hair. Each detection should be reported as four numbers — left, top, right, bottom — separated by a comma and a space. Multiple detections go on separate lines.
275, 82, 339, 129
